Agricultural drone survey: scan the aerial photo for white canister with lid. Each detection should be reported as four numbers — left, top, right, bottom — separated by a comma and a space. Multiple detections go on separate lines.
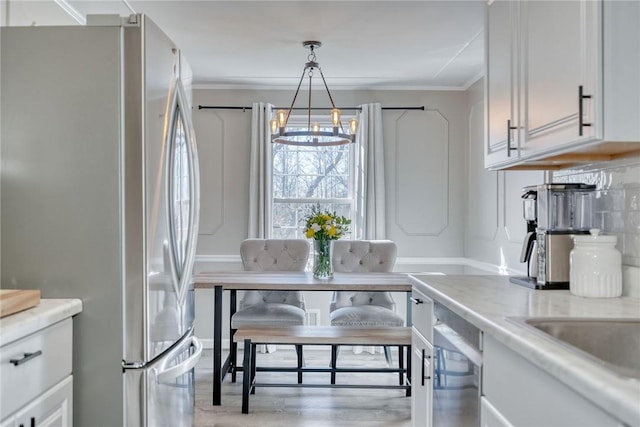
570, 229, 622, 297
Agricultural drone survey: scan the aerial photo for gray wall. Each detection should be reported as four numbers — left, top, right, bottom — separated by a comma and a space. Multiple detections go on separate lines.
192, 87, 473, 342
193, 88, 469, 260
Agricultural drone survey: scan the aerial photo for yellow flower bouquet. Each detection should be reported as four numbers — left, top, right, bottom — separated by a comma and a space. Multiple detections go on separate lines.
303, 204, 351, 241
303, 204, 351, 279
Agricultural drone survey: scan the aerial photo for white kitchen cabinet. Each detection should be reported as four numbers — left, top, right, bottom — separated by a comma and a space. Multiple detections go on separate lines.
482, 334, 625, 426
411, 287, 434, 427
0, 302, 79, 427
520, 0, 599, 155
12, 376, 72, 427
484, 0, 520, 168
485, 0, 640, 170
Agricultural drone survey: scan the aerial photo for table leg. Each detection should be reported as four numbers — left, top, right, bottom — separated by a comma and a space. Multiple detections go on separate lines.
213, 285, 222, 405
406, 344, 412, 397
398, 345, 404, 385
406, 291, 412, 397
406, 291, 412, 327
230, 290, 237, 382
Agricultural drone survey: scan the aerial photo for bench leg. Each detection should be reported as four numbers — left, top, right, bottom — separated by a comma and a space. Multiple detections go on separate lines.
330, 344, 339, 385
295, 344, 303, 384
242, 339, 252, 414
230, 337, 238, 383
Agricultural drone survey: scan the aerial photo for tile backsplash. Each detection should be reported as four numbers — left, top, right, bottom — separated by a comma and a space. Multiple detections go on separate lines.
553, 156, 640, 296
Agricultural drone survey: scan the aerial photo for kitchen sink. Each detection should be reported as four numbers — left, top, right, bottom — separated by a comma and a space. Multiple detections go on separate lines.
509, 317, 640, 379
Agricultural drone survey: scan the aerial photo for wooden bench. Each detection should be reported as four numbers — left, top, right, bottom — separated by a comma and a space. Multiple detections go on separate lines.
233, 325, 412, 414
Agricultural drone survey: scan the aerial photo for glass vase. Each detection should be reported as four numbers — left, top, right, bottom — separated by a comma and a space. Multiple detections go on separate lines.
313, 239, 334, 280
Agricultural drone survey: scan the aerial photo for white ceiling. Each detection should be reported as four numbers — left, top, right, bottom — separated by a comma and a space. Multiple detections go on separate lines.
12, 0, 486, 90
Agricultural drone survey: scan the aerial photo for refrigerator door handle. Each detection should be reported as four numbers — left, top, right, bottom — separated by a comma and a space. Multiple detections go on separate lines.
181, 77, 200, 293
165, 78, 200, 306
156, 336, 203, 383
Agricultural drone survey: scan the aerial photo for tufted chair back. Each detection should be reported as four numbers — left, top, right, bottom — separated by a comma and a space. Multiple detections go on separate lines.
239, 239, 310, 310
330, 240, 398, 312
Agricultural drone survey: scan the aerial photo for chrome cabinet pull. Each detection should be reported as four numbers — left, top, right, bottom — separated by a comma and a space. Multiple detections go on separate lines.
506, 119, 518, 157
10, 350, 42, 366
578, 85, 592, 136
410, 297, 423, 305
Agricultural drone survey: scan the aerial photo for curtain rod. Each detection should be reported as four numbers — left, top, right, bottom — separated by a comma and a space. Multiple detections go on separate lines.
197, 105, 425, 111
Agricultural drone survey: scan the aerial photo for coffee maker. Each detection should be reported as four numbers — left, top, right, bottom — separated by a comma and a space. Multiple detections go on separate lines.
511, 183, 596, 289
510, 186, 540, 288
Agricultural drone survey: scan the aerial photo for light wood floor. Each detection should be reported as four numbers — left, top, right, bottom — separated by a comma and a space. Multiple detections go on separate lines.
195, 346, 412, 427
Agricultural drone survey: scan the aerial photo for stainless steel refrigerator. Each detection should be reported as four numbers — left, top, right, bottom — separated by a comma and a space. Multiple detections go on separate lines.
1, 14, 201, 427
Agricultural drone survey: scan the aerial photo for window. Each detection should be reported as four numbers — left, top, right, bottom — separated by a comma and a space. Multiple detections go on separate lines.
270, 116, 356, 239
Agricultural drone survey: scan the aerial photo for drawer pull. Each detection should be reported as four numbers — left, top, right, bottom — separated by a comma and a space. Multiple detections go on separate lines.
410, 297, 423, 305
10, 350, 43, 366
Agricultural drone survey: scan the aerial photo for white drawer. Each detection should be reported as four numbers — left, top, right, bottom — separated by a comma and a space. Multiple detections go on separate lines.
14, 375, 73, 427
1, 318, 72, 420
411, 287, 434, 341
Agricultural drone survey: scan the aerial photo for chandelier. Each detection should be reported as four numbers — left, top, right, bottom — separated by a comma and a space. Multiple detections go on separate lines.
270, 41, 358, 146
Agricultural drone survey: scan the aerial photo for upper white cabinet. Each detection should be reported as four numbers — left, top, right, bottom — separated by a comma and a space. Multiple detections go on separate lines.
485, 0, 519, 166
485, 0, 640, 170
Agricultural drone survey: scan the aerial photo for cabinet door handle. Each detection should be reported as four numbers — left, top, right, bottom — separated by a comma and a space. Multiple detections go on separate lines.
10, 350, 43, 366
578, 85, 592, 136
506, 119, 518, 157
421, 349, 426, 385
421, 349, 431, 385
410, 297, 423, 305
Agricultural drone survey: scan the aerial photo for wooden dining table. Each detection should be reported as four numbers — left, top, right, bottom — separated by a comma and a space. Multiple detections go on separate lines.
193, 271, 413, 405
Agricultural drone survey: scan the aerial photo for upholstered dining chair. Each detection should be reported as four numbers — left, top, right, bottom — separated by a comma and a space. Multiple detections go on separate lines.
329, 239, 403, 384
231, 238, 310, 383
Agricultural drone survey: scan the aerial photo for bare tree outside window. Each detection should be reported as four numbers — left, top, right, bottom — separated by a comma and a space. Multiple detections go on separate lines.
271, 120, 355, 239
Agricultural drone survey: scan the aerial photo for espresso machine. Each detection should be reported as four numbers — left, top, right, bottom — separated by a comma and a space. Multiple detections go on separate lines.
511, 183, 596, 289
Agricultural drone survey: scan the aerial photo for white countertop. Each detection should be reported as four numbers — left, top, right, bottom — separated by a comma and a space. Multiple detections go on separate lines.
409, 274, 640, 427
0, 298, 83, 346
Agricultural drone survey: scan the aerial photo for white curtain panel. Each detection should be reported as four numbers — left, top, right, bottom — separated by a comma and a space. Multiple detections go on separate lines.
355, 102, 387, 355
248, 102, 276, 353
356, 102, 386, 240
248, 102, 273, 239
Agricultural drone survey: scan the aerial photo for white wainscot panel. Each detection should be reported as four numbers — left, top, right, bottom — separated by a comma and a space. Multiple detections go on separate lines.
468, 101, 499, 241
395, 110, 449, 236
194, 110, 224, 236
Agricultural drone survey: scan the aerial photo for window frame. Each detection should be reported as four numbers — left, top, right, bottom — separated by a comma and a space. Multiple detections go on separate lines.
270, 114, 357, 240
